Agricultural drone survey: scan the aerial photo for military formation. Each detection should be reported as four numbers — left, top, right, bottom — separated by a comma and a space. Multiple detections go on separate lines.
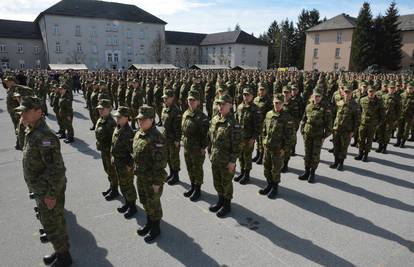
2, 69, 414, 267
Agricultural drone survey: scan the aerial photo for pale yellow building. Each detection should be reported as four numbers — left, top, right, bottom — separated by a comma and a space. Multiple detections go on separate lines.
304, 13, 414, 72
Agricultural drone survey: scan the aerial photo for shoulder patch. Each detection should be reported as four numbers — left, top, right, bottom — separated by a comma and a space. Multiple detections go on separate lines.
155, 143, 164, 148
41, 139, 53, 147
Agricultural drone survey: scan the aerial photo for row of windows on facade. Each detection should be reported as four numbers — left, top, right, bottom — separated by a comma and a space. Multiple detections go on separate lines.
52, 24, 146, 39
313, 48, 341, 59
166, 46, 262, 57
314, 32, 343, 45
1, 59, 42, 69
312, 62, 342, 71
54, 42, 146, 55
0, 44, 40, 54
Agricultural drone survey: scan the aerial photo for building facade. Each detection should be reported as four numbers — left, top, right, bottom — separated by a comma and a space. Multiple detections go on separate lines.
304, 13, 414, 72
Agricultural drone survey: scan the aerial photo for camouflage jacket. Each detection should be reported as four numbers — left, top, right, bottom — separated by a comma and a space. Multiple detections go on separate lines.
333, 99, 360, 133
22, 118, 66, 198
95, 115, 116, 152
236, 102, 262, 140
132, 126, 167, 185
263, 109, 294, 151
181, 109, 209, 150
359, 96, 385, 126
400, 91, 414, 120
381, 93, 401, 122
111, 124, 134, 168
58, 92, 73, 116
301, 102, 332, 139
161, 104, 182, 143
253, 95, 272, 124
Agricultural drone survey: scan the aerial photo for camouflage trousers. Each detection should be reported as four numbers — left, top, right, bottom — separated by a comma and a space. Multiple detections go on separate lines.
167, 142, 181, 171
9, 112, 19, 130
256, 133, 265, 154
397, 117, 414, 142
61, 113, 74, 138
136, 177, 163, 221
53, 108, 64, 131
303, 134, 324, 169
239, 139, 254, 171
115, 163, 137, 202
89, 108, 99, 127
211, 161, 234, 200
40, 97, 48, 114
37, 188, 69, 253
16, 122, 25, 149
376, 121, 396, 145
184, 148, 205, 185
101, 151, 118, 188
358, 124, 376, 152
284, 124, 299, 162
263, 147, 284, 184
332, 130, 352, 160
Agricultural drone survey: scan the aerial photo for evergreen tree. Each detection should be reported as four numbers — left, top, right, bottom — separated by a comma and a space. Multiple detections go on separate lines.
295, 9, 321, 69
373, 15, 386, 68
234, 23, 241, 31
350, 2, 375, 71
382, 1, 403, 70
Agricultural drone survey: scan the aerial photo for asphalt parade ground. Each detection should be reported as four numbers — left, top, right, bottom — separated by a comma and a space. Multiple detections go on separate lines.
0, 84, 413, 267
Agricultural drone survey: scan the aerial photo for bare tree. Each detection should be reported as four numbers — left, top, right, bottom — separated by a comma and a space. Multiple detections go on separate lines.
150, 33, 166, 64
179, 47, 194, 68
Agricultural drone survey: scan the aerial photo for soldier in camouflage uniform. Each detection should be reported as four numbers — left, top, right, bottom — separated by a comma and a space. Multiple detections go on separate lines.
376, 82, 401, 153
234, 87, 262, 185
161, 89, 182, 185
131, 78, 145, 130
208, 94, 241, 218
89, 82, 100, 130
57, 84, 75, 143
153, 79, 164, 126
133, 106, 167, 243
351, 81, 368, 147
329, 87, 360, 170
3, 76, 21, 149
111, 106, 138, 219
252, 85, 272, 164
299, 89, 332, 183
181, 90, 210, 201
355, 87, 385, 162
261, 94, 293, 198
17, 97, 72, 267
95, 99, 119, 200
395, 81, 414, 148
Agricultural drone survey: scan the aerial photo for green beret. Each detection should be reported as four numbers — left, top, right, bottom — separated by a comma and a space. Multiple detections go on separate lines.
388, 81, 396, 87
215, 94, 233, 104
313, 88, 323, 96
113, 106, 130, 118
242, 87, 254, 95
137, 105, 155, 119
96, 99, 112, 109
273, 93, 284, 102
282, 86, 291, 92
187, 90, 200, 101
162, 89, 174, 98
15, 96, 42, 112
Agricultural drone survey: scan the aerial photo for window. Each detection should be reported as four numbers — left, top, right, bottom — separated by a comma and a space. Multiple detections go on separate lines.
34, 46, 40, 55
312, 62, 317, 70
258, 61, 261, 68
91, 30, 97, 38
313, 48, 318, 58
212, 60, 215, 64
228, 46, 232, 55
314, 33, 319, 44
140, 44, 145, 55
75, 25, 81, 36
242, 47, 246, 55
193, 48, 197, 56
114, 53, 119, 62
76, 43, 82, 53
127, 46, 133, 55
334, 63, 339, 70
126, 29, 132, 39
17, 43, 23, 54
220, 47, 223, 55
335, 48, 340, 58
106, 38, 111, 46
241, 60, 245, 65
55, 42, 62, 53
139, 29, 145, 40
36, 59, 41, 68
337, 32, 342, 44
19, 60, 25, 69
106, 23, 111, 32
0, 44, 6, 52
175, 47, 179, 55
113, 38, 119, 46
92, 45, 98, 54
107, 53, 112, 62
53, 24, 59, 35
112, 24, 118, 32
258, 49, 262, 56
213, 47, 216, 56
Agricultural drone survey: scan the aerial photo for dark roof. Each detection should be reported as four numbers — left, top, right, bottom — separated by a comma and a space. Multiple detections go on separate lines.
165, 31, 207, 46
200, 30, 267, 46
307, 14, 357, 32
0, 19, 41, 39
398, 14, 414, 31
35, 0, 166, 25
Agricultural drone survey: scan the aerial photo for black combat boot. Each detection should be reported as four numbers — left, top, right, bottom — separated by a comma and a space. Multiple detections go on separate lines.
259, 181, 272, 195
167, 170, 179, 185
124, 201, 137, 219
105, 187, 119, 201
329, 157, 339, 169
252, 150, 260, 162
216, 199, 231, 218
165, 167, 173, 182
298, 168, 310, 180
350, 138, 357, 147
63, 137, 74, 144
408, 134, 414, 141
137, 215, 152, 236
267, 182, 279, 199
39, 228, 45, 235
43, 252, 56, 266
291, 146, 296, 156
50, 251, 72, 267
40, 233, 49, 243
183, 183, 195, 198
382, 144, 388, 154
144, 220, 161, 243
58, 133, 67, 139
375, 144, 383, 153
281, 160, 289, 173
101, 187, 111, 197
328, 148, 334, 153
117, 199, 129, 213
256, 154, 263, 164
394, 138, 401, 147
89, 125, 95, 131
55, 130, 64, 135
354, 150, 364, 160
400, 141, 406, 148
29, 192, 35, 199
209, 195, 224, 213
234, 169, 245, 182
362, 151, 369, 162
337, 159, 344, 171
308, 169, 316, 183
190, 185, 201, 202
239, 170, 250, 185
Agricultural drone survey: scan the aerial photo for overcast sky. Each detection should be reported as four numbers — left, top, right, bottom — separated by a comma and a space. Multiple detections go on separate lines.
1, 0, 413, 35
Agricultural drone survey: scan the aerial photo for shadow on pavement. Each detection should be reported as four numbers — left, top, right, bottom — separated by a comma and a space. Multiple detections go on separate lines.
73, 111, 89, 120
65, 210, 113, 267
68, 137, 100, 159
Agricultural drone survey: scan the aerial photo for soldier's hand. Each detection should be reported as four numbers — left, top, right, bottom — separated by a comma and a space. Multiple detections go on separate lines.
227, 163, 236, 173
152, 185, 160, 193
44, 196, 56, 210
